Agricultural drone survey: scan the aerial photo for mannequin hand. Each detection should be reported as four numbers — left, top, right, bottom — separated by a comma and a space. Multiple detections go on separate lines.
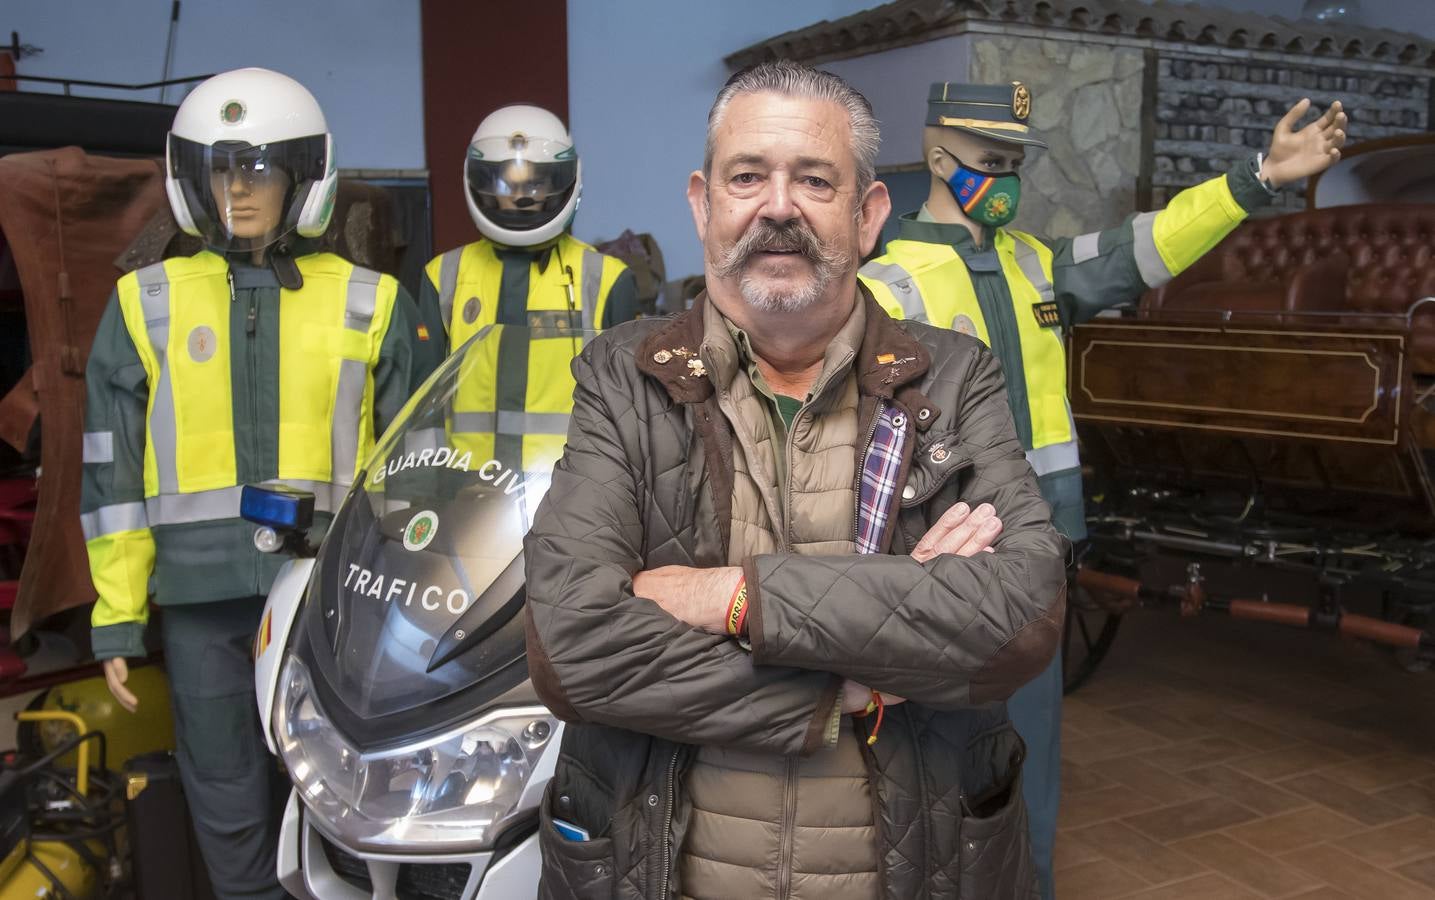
102, 657, 139, 713
1262, 98, 1347, 187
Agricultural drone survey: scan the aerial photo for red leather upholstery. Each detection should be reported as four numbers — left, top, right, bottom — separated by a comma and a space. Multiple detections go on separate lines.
1143, 204, 1435, 368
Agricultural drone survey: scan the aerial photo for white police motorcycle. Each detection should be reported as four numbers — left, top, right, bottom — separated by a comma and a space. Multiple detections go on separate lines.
247, 325, 576, 900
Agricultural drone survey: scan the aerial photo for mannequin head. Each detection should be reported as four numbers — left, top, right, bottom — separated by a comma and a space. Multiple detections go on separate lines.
209, 159, 292, 241
921, 81, 1045, 244
923, 126, 1026, 235
925, 127, 1026, 187
166, 68, 335, 255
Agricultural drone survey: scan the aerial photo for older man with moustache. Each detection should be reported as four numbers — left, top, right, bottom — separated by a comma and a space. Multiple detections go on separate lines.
524, 60, 1067, 900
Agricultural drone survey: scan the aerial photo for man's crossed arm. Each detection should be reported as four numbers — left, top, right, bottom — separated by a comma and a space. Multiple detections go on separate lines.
523, 344, 1066, 756
634, 501, 1004, 713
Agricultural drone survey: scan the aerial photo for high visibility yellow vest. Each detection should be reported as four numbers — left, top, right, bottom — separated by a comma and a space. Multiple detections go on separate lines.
114, 250, 397, 515
423, 234, 624, 472
861, 229, 1078, 478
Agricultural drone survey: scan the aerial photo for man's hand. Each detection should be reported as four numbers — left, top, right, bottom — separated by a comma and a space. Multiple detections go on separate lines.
633, 565, 744, 634
102, 657, 139, 713
838, 504, 1002, 713
911, 502, 1002, 563
841, 680, 906, 714
1262, 98, 1347, 188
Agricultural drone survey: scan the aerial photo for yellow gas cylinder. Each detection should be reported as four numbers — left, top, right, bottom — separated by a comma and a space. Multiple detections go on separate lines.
27, 667, 175, 771
0, 839, 103, 899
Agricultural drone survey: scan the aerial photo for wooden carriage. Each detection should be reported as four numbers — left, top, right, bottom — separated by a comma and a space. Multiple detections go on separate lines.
1065, 137, 1435, 690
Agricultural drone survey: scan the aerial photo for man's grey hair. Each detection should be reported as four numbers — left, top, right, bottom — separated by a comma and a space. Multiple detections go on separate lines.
704, 60, 881, 202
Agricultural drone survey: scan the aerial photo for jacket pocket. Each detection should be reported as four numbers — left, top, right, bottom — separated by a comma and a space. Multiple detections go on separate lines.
901, 430, 973, 508
958, 725, 1038, 899
538, 787, 617, 900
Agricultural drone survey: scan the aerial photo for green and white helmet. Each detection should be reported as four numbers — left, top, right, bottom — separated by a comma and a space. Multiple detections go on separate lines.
165, 67, 337, 253
464, 104, 581, 248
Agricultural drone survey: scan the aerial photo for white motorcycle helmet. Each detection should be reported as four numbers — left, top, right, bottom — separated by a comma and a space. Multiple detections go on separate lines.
165, 67, 337, 253
464, 104, 581, 247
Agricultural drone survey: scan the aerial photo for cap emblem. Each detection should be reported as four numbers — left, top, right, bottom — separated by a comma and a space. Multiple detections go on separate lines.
220, 100, 246, 125
1011, 83, 1031, 121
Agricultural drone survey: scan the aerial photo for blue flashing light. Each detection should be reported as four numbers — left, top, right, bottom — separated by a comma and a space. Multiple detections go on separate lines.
240, 484, 316, 532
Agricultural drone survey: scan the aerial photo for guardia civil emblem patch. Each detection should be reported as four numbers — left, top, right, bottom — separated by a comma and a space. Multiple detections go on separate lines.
220, 100, 246, 125
188, 325, 218, 363
403, 510, 439, 552
985, 193, 1013, 219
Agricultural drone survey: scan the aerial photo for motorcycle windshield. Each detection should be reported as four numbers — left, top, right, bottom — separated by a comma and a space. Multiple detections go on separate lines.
297, 324, 587, 745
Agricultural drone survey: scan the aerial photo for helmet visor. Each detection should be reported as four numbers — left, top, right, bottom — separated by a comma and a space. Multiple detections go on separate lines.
465, 135, 577, 233
169, 134, 329, 252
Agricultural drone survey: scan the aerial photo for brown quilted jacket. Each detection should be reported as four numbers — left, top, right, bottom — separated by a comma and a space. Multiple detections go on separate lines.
523, 288, 1068, 899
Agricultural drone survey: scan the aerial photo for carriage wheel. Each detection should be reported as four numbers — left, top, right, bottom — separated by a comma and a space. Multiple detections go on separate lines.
1063, 583, 1124, 694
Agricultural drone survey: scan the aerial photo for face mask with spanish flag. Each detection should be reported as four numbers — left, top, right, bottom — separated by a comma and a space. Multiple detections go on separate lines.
944, 156, 1021, 228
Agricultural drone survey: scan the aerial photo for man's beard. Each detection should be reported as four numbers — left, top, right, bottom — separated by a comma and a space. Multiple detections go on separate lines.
710, 219, 852, 313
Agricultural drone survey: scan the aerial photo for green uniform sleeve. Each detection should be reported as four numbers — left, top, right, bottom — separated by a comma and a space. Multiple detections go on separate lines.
374, 284, 431, 438
601, 269, 641, 328
83, 291, 154, 660
414, 268, 449, 364
1048, 154, 1277, 325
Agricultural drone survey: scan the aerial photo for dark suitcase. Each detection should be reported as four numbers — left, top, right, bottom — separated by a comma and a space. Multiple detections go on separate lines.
124, 751, 217, 900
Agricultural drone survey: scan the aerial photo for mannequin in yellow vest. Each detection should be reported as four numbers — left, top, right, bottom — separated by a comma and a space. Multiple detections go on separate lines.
417, 104, 638, 475
82, 69, 430, 899
861, 81, 1347, 900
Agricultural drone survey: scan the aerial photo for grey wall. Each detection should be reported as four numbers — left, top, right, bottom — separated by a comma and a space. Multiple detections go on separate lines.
566, 0, 878, 279
5, 0, 425, 170
1140, 0, 1435, 38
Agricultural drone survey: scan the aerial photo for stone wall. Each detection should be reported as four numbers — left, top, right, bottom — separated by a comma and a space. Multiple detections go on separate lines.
1153, 55, 1431, 211
971, 36, 1146, 239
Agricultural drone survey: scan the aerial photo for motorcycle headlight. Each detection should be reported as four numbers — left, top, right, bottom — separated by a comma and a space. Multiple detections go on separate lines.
272, 653, 557, 852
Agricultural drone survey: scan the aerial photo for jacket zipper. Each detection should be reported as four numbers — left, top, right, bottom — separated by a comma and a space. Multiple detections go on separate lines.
777, 756, 798, 899
852, 400, 883, 545
239, 269, 262, 592
774, 350, 853, 549
659, 748, 679, 899
782, 407, 800, 551
977, 270, 1029, 441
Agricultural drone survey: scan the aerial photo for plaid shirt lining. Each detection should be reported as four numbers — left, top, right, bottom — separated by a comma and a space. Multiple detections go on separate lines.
856, 401, 908, 556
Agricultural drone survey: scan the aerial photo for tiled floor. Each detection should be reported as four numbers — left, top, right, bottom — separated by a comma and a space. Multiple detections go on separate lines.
1056, 607, 1435, 899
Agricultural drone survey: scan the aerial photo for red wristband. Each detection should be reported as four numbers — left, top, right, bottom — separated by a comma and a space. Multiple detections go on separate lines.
726, 578, 749, 637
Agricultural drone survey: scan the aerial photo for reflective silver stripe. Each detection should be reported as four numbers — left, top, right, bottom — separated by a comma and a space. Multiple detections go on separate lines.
1025, 439, 1081, 478
1072, 232, 1101, 264
1012, 239, 1054, 304
344, 266, 381, 332
580, 249, 602, 332
1132, 210, 1174, 288
136, 264, 179, 495
144, 481, 347, 527
82, 431, 114, 464
438, 248, 462, 331
403, 427, 446, 454
860, 261, 928, 323
331, 359, 367, 486
145, 486, 244, 526
452, 411, 570, 435
276, 480, 349, 513
330, 270, 380, 486
80, 501, 147, 541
